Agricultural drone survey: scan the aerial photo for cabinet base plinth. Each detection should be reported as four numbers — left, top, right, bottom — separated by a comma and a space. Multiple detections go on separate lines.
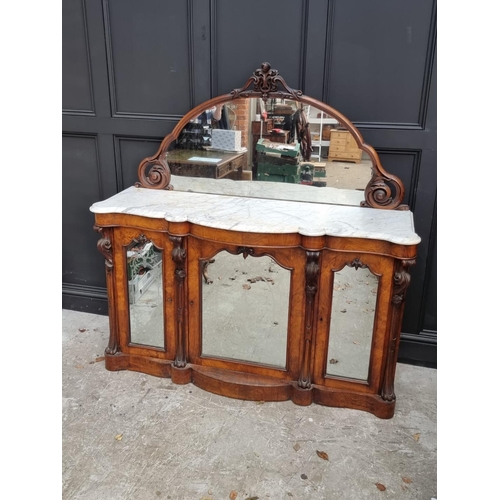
103, 355, 396, 417
313, 388, 395, 419
105, 352, 173, 378
192, 365, 292, 402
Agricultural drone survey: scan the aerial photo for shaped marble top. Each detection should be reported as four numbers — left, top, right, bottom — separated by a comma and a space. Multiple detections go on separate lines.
90, 186, 420, 245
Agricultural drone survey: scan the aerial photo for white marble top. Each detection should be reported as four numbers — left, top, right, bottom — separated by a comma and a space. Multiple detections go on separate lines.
90, 186, 420, 245
170, 175, 365, 206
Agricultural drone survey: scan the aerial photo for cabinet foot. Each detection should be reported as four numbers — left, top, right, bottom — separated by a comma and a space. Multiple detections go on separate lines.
171, 365, 192, 384
291, 384, 314, 406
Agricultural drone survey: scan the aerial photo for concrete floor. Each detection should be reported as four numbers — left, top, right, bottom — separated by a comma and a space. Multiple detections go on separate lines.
63, 309, 437, 500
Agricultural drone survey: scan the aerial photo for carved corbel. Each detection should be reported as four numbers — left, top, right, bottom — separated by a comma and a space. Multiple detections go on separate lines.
298, 251, 320, 389
94, 225, 113, 270
381, 259, 416, 401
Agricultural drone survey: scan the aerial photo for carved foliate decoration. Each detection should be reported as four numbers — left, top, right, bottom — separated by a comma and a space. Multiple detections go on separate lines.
171, 237, 187, 281
94, 225, 119, 355
305, 252, 320, 298
236, 247, 254, 259
94, 225, 113, 269
392, 259, 416, 306
231, 62, 303, 102
298, 251, 320, 390
170, 236, 187, 368
130, 234, 149, 247
347, 258, 367, 270
381, 259, 416, 402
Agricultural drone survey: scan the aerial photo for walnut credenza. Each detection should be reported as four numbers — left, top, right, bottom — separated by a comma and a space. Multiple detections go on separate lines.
91, 182, 419, 419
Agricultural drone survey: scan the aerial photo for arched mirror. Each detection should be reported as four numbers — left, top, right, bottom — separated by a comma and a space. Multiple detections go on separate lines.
135, 62, 406, 210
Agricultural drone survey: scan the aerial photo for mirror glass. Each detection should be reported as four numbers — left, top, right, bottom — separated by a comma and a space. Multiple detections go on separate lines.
127, 237, 164, 348
201, 251, 290, 367
162, 97, 371, 206
326, 265, 378, 381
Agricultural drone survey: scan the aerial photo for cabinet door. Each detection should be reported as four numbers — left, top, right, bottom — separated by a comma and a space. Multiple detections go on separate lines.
113, 228, 176, 360
313, 251, 394, 393
186, 236, 305, 380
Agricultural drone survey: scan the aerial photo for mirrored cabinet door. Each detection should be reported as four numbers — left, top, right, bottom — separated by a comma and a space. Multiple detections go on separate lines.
326, 265, 379, 381
200, 251, 291, 368
126, 235, 165, 349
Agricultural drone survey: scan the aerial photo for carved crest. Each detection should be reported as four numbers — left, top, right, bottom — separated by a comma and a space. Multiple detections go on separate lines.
231, 62, 303, 102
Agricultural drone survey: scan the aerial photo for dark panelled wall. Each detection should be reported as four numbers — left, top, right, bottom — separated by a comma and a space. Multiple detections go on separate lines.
62, 0, 437, 366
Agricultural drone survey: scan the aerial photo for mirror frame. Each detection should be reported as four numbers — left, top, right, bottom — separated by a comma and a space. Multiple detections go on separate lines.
136, 62, 407, 210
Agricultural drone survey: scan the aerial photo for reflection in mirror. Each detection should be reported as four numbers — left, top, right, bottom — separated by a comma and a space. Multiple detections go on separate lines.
127, 236, 164, 348
201, 251, 290, 368
163, 97, 371, 205
326, 265, 378, 381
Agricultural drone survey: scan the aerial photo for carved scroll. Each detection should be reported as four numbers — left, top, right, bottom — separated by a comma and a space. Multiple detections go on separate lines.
170, 236, 187, 368
230, 62, 303, 102
94, 225, 118, 355
298, 252, 320, 389
136, 156, 173, 190
361, 174, 407, 211
94, 225, 113, 269
381, 259, 416, 401
201, 259, 215, 285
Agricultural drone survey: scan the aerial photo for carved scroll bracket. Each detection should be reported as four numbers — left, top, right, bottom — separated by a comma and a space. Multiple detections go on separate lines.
136, 156, 173, 190
381, 259, 416, 402
94, 225, 113, 270
361, 174, 407, 211
170, 236, 187, 368
392, 259, 416, 306
298, 251, 320, 389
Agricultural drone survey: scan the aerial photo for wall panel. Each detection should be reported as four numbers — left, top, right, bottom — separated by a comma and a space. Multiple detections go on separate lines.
104, 0, 192, 117
62, 0, 94, 114
326, 0, 435, 127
